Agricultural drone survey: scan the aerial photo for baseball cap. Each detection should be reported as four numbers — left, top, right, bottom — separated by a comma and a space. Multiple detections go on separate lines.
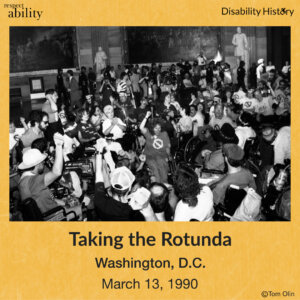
110, 166, 136, 191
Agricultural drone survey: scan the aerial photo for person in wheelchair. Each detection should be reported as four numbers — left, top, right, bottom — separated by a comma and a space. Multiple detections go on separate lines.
102, 105, 126, 142
140, 111, 171, 183
18, 133, 83, 220
195, 123, 238, 172
209, 103, 236, 129
211, 143, 256, 206
85, 105, 124, 167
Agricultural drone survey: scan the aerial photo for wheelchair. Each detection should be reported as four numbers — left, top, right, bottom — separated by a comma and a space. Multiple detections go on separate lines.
20, 198, 79, 221
185, 134, 261, 174
183, 125, 219, 166
260, 162, 290, 221
184, 136, 207, 164
10, 185, 22, 221
123, 122, 142, 153
213, 185, 247, 221
182, 133, 263, 222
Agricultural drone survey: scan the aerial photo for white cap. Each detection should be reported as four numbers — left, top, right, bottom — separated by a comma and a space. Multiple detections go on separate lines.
110, 166, 135, 191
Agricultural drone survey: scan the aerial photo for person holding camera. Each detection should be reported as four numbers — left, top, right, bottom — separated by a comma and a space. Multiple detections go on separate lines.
99, 76, 116, 107
18, 133, 82, 219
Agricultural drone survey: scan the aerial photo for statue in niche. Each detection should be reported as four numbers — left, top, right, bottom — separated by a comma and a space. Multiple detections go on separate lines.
94, 46, 107, 78
232, 27, 249, 68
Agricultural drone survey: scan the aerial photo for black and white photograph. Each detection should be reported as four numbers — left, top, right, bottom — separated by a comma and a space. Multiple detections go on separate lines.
9, 26, 291, 222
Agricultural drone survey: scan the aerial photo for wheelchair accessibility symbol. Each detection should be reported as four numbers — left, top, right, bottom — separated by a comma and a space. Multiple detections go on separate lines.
153, 138, 164, 149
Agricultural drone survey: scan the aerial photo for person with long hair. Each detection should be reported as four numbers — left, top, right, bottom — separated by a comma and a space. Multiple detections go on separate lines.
140, 111, 171, 183
76, 108, 100, 144
90, 105, 106, 132
173, 164, 214, 221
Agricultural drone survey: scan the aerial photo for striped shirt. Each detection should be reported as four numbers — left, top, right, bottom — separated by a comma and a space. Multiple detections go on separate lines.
117, 80, 127, 94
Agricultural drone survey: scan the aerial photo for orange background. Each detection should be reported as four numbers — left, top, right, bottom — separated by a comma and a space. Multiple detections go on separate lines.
0, 0, 299, 299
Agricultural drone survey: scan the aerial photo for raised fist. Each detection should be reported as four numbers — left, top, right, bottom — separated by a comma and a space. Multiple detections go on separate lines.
128, 187, 151, 211
145, 111, 152, 119
53, 133, 64, 147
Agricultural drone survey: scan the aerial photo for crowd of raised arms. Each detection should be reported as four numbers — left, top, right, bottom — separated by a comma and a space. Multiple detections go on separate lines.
9, 57, 291, 221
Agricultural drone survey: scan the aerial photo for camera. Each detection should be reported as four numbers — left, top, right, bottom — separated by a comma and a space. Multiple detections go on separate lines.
64, 159, 94, 178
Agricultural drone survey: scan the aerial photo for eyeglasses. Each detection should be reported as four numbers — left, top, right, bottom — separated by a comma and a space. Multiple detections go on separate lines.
43, 121, 49, 125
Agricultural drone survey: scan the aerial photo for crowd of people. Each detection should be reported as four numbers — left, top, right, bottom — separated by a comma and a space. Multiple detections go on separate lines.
9, 55, 291, 221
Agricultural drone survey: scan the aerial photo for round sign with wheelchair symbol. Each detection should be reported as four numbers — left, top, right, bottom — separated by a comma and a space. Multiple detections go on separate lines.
153, 138, 164, 149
